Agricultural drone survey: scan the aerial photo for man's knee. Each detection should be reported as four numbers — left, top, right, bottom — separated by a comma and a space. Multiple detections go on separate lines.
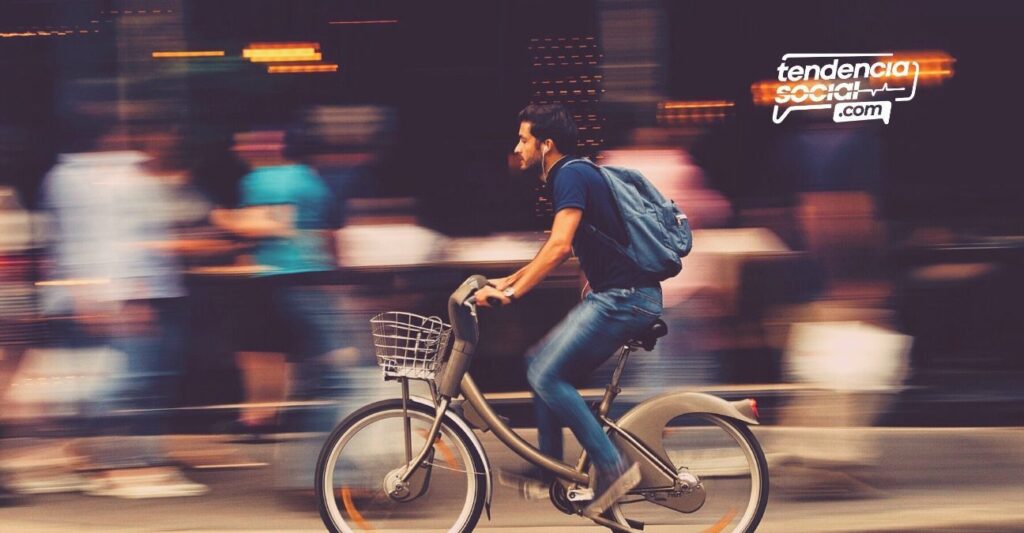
526, 355, 551, 392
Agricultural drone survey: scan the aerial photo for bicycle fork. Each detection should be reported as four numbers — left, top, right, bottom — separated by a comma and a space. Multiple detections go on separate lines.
382, 380, 450, 501
398, 396, 450, 484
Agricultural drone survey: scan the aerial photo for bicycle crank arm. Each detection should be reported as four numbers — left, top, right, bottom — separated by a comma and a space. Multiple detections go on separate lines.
566, 487, 593, 502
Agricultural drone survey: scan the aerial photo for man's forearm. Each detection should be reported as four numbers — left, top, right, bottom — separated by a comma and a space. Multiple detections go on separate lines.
501, 264, 529, 287
507, 240, 572, 298
213, 208, 293, 239
234, 219, 291, 239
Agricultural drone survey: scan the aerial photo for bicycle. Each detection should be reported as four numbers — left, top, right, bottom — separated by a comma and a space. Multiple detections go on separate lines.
315, 275, 769, 532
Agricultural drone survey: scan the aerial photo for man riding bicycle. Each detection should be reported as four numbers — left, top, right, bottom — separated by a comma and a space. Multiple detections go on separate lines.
473, 103, 663, 517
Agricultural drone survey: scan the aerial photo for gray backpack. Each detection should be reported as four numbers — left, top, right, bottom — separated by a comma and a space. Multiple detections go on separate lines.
564, 159, 692, 281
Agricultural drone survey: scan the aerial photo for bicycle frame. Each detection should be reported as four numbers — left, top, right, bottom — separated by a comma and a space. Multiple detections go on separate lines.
400, 339, 682, 491
395, 275, 758, 517
460, 343, 679, 487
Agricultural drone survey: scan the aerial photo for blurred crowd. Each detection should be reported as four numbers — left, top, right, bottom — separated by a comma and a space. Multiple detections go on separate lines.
0, 5, 1022, 512
0, 112, 923, 507
3, 106, 1023, 515
0, 109, 399, 502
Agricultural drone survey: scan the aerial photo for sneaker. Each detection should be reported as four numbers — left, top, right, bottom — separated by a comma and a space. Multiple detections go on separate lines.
7, 469, 101, 495
1, 441, 86, 471
583, 462, 641, 517
497, 468, 549, 501
0, 483, 20, 506
85, 467, 208, 499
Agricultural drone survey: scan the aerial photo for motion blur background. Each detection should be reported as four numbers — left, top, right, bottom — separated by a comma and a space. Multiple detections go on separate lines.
0, 1, 1022, 531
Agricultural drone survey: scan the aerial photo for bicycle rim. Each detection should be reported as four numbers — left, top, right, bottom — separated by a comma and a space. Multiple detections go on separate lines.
317, 404, 483, 533
611, 414, 768, 533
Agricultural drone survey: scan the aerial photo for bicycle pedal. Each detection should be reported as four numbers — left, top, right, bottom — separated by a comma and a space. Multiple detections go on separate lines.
588, 513, 645, 533
625, 517, 645, 530
566, 487, 594, 502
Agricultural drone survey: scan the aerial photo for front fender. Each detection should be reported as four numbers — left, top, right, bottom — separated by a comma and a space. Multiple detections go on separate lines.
407, 396, 494, 520
611, 392, 758, 490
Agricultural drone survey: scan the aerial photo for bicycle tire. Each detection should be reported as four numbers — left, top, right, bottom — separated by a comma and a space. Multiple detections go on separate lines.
610, 413, 769, 533
315, 399, 488, 533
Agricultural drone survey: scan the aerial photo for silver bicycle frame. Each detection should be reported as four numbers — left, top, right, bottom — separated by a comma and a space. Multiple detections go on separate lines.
456, 342, 692, 487
395, 275, 758, 502
397, 344, 649, 487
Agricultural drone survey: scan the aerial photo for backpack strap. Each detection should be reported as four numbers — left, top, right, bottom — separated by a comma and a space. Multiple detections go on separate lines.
559, 158, 633, 257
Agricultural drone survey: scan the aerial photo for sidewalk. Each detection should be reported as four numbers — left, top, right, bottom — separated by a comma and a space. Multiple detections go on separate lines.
1, 427, 1022, 532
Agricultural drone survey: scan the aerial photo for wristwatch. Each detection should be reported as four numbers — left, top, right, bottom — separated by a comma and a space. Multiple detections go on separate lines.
502, 287, 517, 300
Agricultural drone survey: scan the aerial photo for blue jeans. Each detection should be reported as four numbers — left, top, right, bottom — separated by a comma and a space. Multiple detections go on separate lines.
52, 298, 184, 468
527, 286, 663, 476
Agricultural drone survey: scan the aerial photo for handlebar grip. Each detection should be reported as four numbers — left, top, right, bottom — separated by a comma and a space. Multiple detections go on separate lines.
486, 296, 504, 307
458, 275, 491, 303
467, 274, 490, 290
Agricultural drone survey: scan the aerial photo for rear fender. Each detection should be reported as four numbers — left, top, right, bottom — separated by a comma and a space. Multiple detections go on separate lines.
610, 392, 758, 490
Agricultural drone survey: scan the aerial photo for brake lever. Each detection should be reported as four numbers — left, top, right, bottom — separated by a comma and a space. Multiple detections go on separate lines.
462, 281, 504, 310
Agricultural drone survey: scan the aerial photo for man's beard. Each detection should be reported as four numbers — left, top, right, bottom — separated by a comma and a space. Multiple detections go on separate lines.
522, 157, 544, 182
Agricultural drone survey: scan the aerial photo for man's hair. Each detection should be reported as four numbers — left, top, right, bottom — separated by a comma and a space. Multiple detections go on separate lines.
518, 104, 578, 155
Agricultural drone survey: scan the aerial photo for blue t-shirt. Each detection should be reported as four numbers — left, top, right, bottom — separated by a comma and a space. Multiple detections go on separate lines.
239, 164, 335, 275
549, 158, 651, 291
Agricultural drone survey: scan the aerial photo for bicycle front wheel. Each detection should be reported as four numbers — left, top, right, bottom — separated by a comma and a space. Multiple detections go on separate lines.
611, 413, 768, 533
315, 399, 487, 533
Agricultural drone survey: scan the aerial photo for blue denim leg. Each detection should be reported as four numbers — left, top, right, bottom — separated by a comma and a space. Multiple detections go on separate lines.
93, 298, 184, 468
526, 286, 662, 475
533, 396, 564, 463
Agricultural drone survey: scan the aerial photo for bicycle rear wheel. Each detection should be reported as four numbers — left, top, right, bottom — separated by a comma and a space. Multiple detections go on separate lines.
315, 399, 487, 533
611, 413, 768, 533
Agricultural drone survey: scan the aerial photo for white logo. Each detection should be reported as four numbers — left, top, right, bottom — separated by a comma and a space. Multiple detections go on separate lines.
772, 53, 919, 124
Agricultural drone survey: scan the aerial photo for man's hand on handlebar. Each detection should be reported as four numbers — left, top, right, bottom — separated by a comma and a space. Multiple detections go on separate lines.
474, 285, 511, 308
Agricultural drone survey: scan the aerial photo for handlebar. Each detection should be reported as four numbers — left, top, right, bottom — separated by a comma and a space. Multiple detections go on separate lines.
435, 275, 488, 397
457, 277, 505, 309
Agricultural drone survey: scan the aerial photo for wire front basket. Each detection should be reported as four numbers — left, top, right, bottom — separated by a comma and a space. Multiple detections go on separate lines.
370, 311, 452, 380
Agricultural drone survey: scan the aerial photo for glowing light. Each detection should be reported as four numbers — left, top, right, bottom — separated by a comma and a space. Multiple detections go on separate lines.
35, 278, 110, 287
243, 48, 321, 62
267, 64, 339, 74
328, 19, 398, 25
880, 51, 955, 85
751, 81, 787, 106
658, 100, 734, 124
243, 42, 322, 63
243, 42, 319, 51
152, 50, 225, 58
662, 100, 734, 109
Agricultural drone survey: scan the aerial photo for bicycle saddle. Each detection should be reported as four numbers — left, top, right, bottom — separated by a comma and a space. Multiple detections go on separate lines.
633, 319, 667, 351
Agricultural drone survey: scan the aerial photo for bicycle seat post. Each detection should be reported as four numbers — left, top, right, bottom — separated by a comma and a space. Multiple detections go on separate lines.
596, 344, 635, 418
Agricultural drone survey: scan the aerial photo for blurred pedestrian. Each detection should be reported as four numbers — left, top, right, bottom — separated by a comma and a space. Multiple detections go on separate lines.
35, 121, 206, 498
0, 177, 40, 504
211, 128, 345, 494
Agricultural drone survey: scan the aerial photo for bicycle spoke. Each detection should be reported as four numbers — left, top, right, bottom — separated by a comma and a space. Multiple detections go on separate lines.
318, 404, 484, 533
610, 414, 767, 533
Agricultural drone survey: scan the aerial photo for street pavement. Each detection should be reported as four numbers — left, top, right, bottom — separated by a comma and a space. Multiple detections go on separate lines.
1, 427, 1023, 532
